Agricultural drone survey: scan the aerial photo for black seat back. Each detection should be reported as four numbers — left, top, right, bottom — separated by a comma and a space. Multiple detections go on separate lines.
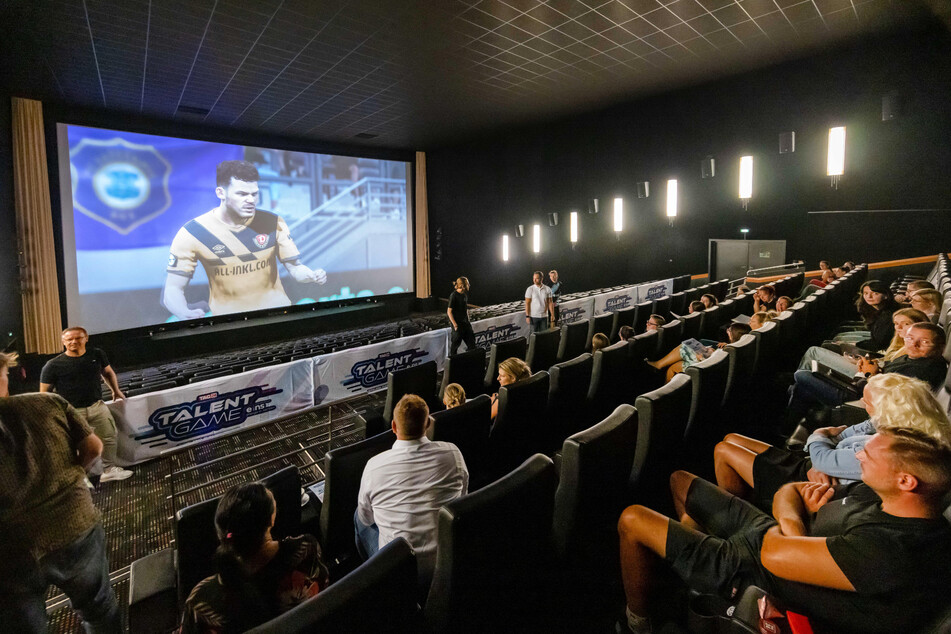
553, 405, 638, 584
700, 305, 722, 340
718, 298, 738, 321
430, 394, 492, 488
425, 454, 557, 633
652, 295, 672, 321
683, 349, 732, 473
175, 497, 220, 607
548, 352, 595, 444
526, 328, 562, 373
610, 306, 638, 341
683, 287, 700, 304
587, 341, 637, 422
651, 318, 683, 361
490, 371, 551, 475
630, 373, 693, 514
668, 291, 687, 318
382, 360, 439, 421
248, 538, 418, 634
633, 301, 652, 333
483, 337, 528, 391
680, 311, 703, 341
724, 334, 758, 403
440, 348, 486, 399
261, 465, 302, 540
319, 431, 397, 566
751, 320, 781, 375
586, 313, 615, 351
557, 320, 590, 362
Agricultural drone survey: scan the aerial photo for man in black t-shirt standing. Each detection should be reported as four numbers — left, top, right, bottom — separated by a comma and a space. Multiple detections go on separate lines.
548, 270, 563, 325
447, 277, 475, 355
40, 327, 132, 482
617, 428, 951, 634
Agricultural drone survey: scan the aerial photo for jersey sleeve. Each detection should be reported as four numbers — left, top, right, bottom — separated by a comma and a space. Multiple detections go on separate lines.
167, 226, 200, 278
275, 216, 301, 263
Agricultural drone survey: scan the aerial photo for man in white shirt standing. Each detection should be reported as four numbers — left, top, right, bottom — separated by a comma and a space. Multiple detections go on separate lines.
525, 270, 554, 333
355, 394, 468, 582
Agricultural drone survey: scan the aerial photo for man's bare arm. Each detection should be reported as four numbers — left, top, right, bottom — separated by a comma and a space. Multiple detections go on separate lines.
77, 433, 103, 470
162, 274, 205, 320
283, 260, 327, 284
39, 382, 52, 393
101, 365, 125, 400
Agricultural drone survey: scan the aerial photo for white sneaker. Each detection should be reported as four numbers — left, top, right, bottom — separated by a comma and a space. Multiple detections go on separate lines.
84, 477, 94, 489
101, 466, 133, 482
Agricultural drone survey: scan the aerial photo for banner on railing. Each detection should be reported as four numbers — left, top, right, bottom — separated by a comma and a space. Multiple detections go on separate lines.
313, 328, 449, 404
558, 297, 595, 324
110, 359, 315, 465
593, 286, 638, 315
470, 312, 529, 349
636, 279, 673, 303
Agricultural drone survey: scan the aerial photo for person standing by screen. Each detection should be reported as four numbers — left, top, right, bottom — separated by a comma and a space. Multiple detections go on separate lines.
525, 271, 554, 333
548, 269, 563, 326
163, 160, 328, 321
40, 327, 132, 483
447, 277, 475, 355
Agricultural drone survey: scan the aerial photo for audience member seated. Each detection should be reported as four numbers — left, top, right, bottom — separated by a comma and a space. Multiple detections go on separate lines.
734, 285, 751, 298
355, 395, 468, 586
688, 300, 705, 314
909, 288, 944, 323
797, 308, 928, 376
748, 310, 774, 331
787, 323, 948, 428
809, 269, 836, 288
894, 279, 935, 304
490, 358, 531, 420
842, 260, 854, 271
700, 294, 718, 309
832, 281, 900, 351
442, 383, 466, 410
648, 323, 752, 382
619, 325, 636, 341
753, 285, 777, 312
775, 296, 792, 313
714, 374, 949, 510
591, 333, 610, 354
645, 314, 666, 332
181, 482, 330, 633
617, 428, 951, 634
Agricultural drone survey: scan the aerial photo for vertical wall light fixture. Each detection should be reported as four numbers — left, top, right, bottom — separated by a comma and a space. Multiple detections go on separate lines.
569, 211, 579, 244
502, 234, 509, 261
739, 155, 753, 209
827, 126, 845, 188
613, 197, 623, 234
532, 224, 541, 253
666, 179, 678, 222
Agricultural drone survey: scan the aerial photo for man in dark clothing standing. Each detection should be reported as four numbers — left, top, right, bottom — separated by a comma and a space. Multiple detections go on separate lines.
0, 351, 122, 633
548, 270, 563, 325
448, 277, 476, 355
40, 327, 132, 482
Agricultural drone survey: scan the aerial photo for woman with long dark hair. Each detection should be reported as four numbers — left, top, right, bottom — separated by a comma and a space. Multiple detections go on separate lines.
181, 482, 329, 633
833, 280, 900, 352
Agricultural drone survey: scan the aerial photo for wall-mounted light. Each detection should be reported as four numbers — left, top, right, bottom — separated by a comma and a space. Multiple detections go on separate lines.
613, 197, 623, 233
532, 224, 540, 253
666, 179, 678, 221
740, 227, 749, 240
548, 212, 559, 227
569, 211, 579, 244
827, 126, 845, 188
502, 234, 509, 261
739, 155, 753, 209
588, 198, 599, 214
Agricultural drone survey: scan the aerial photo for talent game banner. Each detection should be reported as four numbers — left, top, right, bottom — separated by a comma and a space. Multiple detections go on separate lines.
636, 279, 674, 303
110, 359, 315, 464
593, 286, 639, 315
558, 297, 595, 324
470, 312, 530, 349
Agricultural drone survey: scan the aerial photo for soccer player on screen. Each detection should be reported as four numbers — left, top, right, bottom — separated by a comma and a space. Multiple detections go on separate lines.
163, 160, 326, 320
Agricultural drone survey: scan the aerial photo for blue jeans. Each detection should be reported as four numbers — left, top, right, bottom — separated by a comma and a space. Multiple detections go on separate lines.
0, 524, 121, 633
529, 317, 549, 333
787, 369, 858, 428
354, 510, 380, 561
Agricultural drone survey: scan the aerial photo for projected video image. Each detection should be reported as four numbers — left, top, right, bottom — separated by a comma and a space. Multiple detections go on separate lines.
58, 125, 413, 334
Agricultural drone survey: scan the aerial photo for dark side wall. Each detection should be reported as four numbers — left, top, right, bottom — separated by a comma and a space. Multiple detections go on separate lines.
425, 23, 951, 307
0, 95, 23, 349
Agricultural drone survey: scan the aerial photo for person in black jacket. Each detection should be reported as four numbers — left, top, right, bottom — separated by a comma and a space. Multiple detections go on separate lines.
447, 277, 475, 355
834, 280, 900, 352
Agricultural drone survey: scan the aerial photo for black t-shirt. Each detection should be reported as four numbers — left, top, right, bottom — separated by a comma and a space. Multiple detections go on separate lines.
40, 348, 111, 408
882, 354, 948, 390
448, 291, 469, 324
771, 483, 951, 634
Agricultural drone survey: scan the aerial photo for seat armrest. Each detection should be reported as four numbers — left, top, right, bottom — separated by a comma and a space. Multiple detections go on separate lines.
129, 548, 176, 605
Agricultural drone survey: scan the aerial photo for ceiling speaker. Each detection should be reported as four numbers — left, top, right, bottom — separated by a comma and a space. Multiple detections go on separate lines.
588, 199, 599, 214
882, 93, 900, 121
779, 131, 795, 154
636, 182, 650, 198
515, 224, 524, 238
701, 156, 715, 179
548, 213, 559, 227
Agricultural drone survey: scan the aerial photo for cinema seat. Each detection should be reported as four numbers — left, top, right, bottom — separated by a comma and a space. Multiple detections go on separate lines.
547, 353, 594, 444
680, 311, 702, 341
585, 313, 614, 351
668, 291, 687, 318
439, 347, 486, 399
425, 454, 557, 633
525, 327, 561, 373
587, 341, 637, 422
651, 295, 671, 321
489, 371, 551, 477
633, 300, 652, 333
429, 394, 492, 489
682, 349, 732, 476
699, 305, 722, 340
483, 337, 528, 392
318, 431, 396, 573
381, 360, 440, 421
610, 305, 637, 340
247, 538, 419, 634
556, 320, 590, 362
651, 319, 683, 361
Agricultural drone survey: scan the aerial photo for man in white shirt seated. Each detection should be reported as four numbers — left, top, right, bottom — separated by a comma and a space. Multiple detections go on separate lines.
355, 394, 469, 583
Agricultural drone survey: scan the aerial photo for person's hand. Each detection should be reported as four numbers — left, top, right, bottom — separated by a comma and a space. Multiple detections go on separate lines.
813, 425, 847, 438
178, 307, 207, 320
716, 342, 727, 348
112, 390, 126, 401
806, 468, 839, 487
302, 268, 327, 284
525, 316, 530, 323
857, 357, 879, 375
800, 482, 835, 514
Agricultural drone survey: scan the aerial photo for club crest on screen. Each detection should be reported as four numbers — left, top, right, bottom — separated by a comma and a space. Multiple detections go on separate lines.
254, 233, 269, 248
69, 137, 172, 235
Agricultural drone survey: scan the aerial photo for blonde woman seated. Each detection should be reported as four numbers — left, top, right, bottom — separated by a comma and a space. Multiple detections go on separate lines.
591, 333, 610, 354
442, 383, 466, 409
909, 288, 944, 323
797, 308, 928, 376
648, 322, 752, 383
713, 373, 950, 511
490, 357, 531, 420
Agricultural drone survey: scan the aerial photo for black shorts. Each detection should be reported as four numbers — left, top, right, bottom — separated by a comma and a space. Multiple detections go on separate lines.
664, 478, 778, 598
752, 446, 812, 511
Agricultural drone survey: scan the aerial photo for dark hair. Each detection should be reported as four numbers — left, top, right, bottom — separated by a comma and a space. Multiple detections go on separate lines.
758, 285, 776, 298
648, 314, 666, 326
214, 482, 275, 595
533, 270, 543, 279
217, 160, 260, 187
909, 323, 947, 357
619, 325, 635, 340
727, 323, 752, 342
701, 293, 718, 307
819, 260, 829, 267
688, 301, 705, 313
591, 333, 610, 353
856, 281, 899, 327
